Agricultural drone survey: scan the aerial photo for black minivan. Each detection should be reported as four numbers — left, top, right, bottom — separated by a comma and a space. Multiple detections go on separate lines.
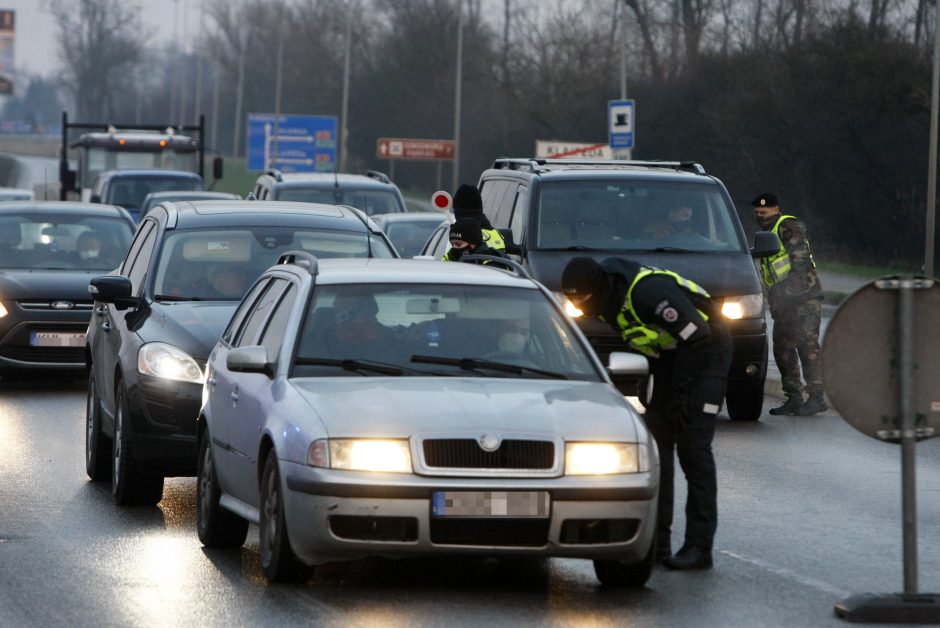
476, 158, 778, 422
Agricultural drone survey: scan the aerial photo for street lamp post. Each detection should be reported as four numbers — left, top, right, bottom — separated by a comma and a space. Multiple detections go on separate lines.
925, 4, 940, 278
452, 0, 463, 191
339, 2, 353, 173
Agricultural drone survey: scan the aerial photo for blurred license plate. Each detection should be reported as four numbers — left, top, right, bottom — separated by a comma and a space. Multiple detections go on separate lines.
432, 491, 550, 518
30, 332, 85, 347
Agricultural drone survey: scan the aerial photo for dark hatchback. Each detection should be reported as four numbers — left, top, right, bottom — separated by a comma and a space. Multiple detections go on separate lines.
85, 200, 397, 505
0, 202, 134, 376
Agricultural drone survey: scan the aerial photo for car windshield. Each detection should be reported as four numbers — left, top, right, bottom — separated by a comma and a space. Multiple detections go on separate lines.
292, 284, 601, 381
536, 180, 745, 253
105, 176, 202, 210
0, 213, 133, 270
276, 187, 404, 215
152, 227, 395, 300
384, 218, 447, 257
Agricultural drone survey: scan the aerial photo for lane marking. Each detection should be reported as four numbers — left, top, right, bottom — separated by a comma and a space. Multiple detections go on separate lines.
720, 550, 852, 598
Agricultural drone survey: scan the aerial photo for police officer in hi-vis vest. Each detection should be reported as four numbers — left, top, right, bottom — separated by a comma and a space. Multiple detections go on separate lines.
562, 257, 731, 570
452, 184, 505, 253
752, 192, 826, 416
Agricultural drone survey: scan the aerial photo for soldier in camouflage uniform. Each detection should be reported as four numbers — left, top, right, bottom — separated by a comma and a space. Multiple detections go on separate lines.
752, 193, 827, 416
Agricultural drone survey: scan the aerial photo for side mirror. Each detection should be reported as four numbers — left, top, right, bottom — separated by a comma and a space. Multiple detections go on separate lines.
497, 228, 523, 256
226, 346, 272, 376
89, 275, 136, 310
90, 194, 101, 204
751, 230, 781, 258
607, 351, 649, 376
212, 156, 224, 180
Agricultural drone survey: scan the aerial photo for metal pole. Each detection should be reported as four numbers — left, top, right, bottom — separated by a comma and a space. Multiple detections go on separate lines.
193, 0, 205, 125
210, 62, 220, 150
619, 3, 632, 160
926, 4, 940, 277
339, 2, 353, 173
170, 0, 180, 123
232, 29, 247, 158
452, 0, 463, 191
436, 161, 442, 192
273, 10, 285, 168
898, 279, 918, 594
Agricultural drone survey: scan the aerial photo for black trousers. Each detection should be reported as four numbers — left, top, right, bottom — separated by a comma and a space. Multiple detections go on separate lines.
643, 323, 732, 551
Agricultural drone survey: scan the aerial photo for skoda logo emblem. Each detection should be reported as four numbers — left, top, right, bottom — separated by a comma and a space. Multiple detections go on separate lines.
51, 301, 74, 310
478, 433, 501, 452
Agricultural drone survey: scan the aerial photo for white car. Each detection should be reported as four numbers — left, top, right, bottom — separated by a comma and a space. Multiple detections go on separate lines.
197, 256, 659, 586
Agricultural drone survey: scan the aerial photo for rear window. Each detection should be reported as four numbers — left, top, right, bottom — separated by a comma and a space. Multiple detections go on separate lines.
276, 187, 404, 215
106, 176, 203, 210
536, 180, 744, 253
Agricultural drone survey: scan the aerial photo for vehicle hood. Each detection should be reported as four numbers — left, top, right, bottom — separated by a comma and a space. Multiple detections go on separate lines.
0, 269, 101, 300
291, 378, 641, 441
141, 301, 237, 360
527, 250, 762, 297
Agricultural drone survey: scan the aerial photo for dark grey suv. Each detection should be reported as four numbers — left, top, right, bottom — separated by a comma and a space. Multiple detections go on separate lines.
251, 169, 407, 216
477, 158, 777, 422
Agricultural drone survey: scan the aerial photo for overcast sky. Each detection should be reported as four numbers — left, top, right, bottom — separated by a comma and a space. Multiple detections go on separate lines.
4, 0, 202, 79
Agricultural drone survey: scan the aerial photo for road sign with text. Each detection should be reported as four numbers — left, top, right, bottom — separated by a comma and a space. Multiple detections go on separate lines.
535, 140, 612, 159
608, 99, 635, 149
377, 138, 455, 161
247, 113, 337, 172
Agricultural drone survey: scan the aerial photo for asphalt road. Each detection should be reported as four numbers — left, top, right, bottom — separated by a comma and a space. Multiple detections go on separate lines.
1, 376, 938, 627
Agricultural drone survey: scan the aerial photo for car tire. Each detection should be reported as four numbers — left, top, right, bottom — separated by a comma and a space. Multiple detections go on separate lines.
85, 370, 111, 481
725, 386, 763, 422
197, 431, 249, 548
112, 384, 164, 506
259, 451, 313, 583
593, 541, 655, 587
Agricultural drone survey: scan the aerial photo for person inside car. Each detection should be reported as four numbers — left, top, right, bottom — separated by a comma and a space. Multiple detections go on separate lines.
206, 264, 249, 299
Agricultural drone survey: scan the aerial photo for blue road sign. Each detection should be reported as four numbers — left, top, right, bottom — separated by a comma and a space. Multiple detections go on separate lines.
608, 99, 635, 150
246, 113, 337, 172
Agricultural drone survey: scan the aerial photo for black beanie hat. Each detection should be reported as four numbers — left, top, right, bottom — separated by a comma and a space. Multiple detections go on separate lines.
449, 218, 483, 245
562, 257, 606, 299
453, 184, 483, 218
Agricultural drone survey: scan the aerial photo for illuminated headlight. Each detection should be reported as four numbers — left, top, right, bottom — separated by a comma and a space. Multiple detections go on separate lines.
553, 292, 583, 318
565, 442, 648, 475
138, 342, 204, 383
0, 301, 7, 318
721, 293, 764, 319
307, 438, 412, 473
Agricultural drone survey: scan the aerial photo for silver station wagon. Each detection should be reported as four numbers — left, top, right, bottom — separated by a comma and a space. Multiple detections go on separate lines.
197, 256, 659, 586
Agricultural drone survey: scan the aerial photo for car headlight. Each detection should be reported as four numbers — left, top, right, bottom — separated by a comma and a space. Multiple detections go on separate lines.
721, 293, 764, 319
553, 292, 583, 318
565, 442, 648, 475
307, 438, 412, 473
0, 301, 7, 318
138, 342, 205, 384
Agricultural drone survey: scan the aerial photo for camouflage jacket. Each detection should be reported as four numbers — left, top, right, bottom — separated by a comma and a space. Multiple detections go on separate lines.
761, 214, 823, 308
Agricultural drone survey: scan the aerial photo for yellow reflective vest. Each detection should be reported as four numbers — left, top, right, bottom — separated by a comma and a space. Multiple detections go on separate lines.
482, 228, 505, 252
605, 268, 711, 358
760, 214, 815, 288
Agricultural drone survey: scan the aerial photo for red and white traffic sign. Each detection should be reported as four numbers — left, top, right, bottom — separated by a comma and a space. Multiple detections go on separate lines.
534, 140, 613, 159
377, 138, 456, 161
431, 190, 452, 211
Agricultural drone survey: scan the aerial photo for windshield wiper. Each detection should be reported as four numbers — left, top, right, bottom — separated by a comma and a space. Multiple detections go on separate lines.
293, 357, 453, 377
651, 246, 698, 253
154, 294, 204, 301
411, 354, 568, 379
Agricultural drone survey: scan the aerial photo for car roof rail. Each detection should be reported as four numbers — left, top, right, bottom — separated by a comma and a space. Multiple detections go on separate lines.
264, 168, 284, 182
365, 170, 391, 184
460, 255, 532, 279
491, 157, 707, 175
277, 251, 318, 275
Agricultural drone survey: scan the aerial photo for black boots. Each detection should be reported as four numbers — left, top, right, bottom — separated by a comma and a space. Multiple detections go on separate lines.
799, 393, 828, 415
663, 545, 713, 570
769, 396, 803, 415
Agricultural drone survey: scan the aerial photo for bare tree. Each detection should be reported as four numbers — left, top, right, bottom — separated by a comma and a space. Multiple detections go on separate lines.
48, 0, 143, 120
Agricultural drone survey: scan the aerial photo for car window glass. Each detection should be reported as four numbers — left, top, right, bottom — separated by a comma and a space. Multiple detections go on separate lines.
0, 213, 133, 271
386, 219, 446, 258
127, 223, 158, 294
293, 284, 600, 381
221, 279, 272, 345
494, 184, 519, 229
482, 179, 514, 227
259, 284, 297, 361
509, 187, 528, 245
535, 180, 745, 252
120, 220, 153, 275
235, 279, 288, 347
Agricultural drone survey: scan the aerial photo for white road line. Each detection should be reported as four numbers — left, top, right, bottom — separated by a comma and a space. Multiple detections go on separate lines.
720, 550, 853, 598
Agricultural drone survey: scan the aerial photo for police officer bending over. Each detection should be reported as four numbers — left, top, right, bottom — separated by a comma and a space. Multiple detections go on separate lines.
562, 256, 731, 570
443, 218, 502, 263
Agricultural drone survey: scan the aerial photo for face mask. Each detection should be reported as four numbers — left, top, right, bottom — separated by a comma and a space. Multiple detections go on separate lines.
449, 246, 469, 261
498, 332, 527, 354
79, 250, 100, 260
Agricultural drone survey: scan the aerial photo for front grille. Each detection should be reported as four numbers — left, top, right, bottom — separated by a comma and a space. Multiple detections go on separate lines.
0, 346, 84, 363
330, 516, 418, 542
430, 519, 549, 547
423, 439, 554, 470
18, 300, 94, 311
